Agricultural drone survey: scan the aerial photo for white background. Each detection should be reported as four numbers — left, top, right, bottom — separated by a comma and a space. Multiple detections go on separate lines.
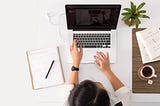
0, 0, 160, 106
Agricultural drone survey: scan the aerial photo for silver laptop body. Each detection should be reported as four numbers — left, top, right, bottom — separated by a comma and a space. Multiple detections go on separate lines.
65, 4, 121, 63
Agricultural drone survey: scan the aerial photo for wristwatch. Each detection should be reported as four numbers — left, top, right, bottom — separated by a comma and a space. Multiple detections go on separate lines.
71, 66, 79, 71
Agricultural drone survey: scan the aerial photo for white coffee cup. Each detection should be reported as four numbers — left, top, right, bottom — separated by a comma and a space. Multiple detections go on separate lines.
140, 65, 157, 79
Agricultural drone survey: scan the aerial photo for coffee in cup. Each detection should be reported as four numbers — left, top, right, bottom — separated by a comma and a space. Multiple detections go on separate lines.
139, 65, 157, 80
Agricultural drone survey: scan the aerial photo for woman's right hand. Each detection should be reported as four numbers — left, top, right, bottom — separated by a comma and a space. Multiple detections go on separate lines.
70, 40, 83, 67
94, 52, 111, 73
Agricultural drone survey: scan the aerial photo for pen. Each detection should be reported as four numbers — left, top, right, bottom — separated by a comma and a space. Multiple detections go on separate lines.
45, 60, 54, 79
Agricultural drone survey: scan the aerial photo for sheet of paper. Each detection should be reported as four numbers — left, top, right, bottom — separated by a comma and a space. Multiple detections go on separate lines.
138, 26, 160, 59
136, 34, 160, 64
28, 47, 64, 89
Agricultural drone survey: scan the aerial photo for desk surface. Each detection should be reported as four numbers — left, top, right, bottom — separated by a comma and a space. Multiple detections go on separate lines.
1, 0, 160, 106
132, 28, 160, 93
35, 0, 160, 103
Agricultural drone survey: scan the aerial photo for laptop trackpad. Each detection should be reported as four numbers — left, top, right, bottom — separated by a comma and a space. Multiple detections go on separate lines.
82, 49, 106, 62
82, 50, 95, 62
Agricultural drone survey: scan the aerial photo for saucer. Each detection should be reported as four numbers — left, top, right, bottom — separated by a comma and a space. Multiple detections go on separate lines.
137, 66, 148, 81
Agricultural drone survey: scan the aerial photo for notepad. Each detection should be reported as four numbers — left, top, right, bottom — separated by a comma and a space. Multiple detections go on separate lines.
26, 47, 64, 90
136, 25, 160, 60
136, 33, 160, 64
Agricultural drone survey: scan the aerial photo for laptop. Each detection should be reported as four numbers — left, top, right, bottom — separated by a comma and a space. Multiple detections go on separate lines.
65, 4, 121, 63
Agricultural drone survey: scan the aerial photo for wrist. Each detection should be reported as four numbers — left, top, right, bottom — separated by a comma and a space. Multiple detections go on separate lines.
73, 62, 80, 67
103, 68, 112, 74
71, 66, 79, 71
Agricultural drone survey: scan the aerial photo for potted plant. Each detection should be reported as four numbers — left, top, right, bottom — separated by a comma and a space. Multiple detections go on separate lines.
122, 2, 150, 28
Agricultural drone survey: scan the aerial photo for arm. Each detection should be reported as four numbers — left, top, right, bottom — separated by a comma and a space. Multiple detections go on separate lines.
94, 52, 124, 91
68, 40, 83, 85
103, 69, 124, 91
68, 71, 79, 85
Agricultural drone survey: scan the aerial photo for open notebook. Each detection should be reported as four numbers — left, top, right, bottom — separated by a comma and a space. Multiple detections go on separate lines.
26, 47, 64, 90
136, 33, 160, 64
136, 27, 160, 64
136, 26, 160, 60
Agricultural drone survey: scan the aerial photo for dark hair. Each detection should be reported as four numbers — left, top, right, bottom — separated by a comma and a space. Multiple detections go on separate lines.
68, 80, 110, 106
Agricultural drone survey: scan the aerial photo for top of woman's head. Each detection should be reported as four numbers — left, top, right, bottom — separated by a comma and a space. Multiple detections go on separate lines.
68, 80, 110, 106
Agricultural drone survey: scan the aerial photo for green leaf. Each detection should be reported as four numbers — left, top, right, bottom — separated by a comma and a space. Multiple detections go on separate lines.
130, 2, 136, 13
123, 8, 132, 13
122, 14, 131, 21
131, 2, 134, 9
138, 10, 146, 13
137, 18, 141, 24
135, 20, 139, 28
135, 17, 141, 28
121, 12, 131, 16
137, 2, 145, 10
141, 15, 150, 18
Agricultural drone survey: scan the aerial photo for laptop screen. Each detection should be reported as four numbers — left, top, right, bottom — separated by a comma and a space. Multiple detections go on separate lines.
65, 5, 121, 30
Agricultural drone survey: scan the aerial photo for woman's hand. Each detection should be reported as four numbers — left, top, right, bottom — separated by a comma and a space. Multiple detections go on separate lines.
70, 40, 83, 67
94, 52, 124, 91
94, 52, 111, 73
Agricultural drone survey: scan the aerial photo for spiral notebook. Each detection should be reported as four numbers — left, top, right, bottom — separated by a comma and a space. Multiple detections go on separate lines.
26, 47, 64, 90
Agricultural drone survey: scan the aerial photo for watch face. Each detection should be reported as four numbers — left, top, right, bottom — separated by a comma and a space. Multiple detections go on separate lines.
71, 66, 79, 71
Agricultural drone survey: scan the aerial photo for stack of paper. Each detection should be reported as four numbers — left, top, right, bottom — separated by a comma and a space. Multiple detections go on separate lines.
136, 26, 160, 64
26, 47, 64, 90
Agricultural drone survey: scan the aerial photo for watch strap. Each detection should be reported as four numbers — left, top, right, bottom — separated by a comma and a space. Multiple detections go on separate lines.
71, 66, 79, 71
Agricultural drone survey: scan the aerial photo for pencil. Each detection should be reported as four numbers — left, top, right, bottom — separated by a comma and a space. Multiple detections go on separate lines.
45, 60, 54, 79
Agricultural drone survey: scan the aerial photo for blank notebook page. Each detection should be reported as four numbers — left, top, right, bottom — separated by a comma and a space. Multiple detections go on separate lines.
27, 47, 64, 89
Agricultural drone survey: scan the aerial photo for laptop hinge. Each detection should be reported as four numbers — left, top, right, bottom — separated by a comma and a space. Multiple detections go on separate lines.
73, 29, 111, 31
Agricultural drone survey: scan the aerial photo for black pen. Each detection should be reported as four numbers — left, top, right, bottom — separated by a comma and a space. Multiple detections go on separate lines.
45, 60, 54, 79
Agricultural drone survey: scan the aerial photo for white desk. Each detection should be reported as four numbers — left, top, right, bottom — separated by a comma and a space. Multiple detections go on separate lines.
36, 0, 160, 103
0, 0, 160, 106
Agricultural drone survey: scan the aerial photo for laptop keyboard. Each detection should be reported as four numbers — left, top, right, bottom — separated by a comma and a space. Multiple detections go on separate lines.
73, 33, 111, 48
